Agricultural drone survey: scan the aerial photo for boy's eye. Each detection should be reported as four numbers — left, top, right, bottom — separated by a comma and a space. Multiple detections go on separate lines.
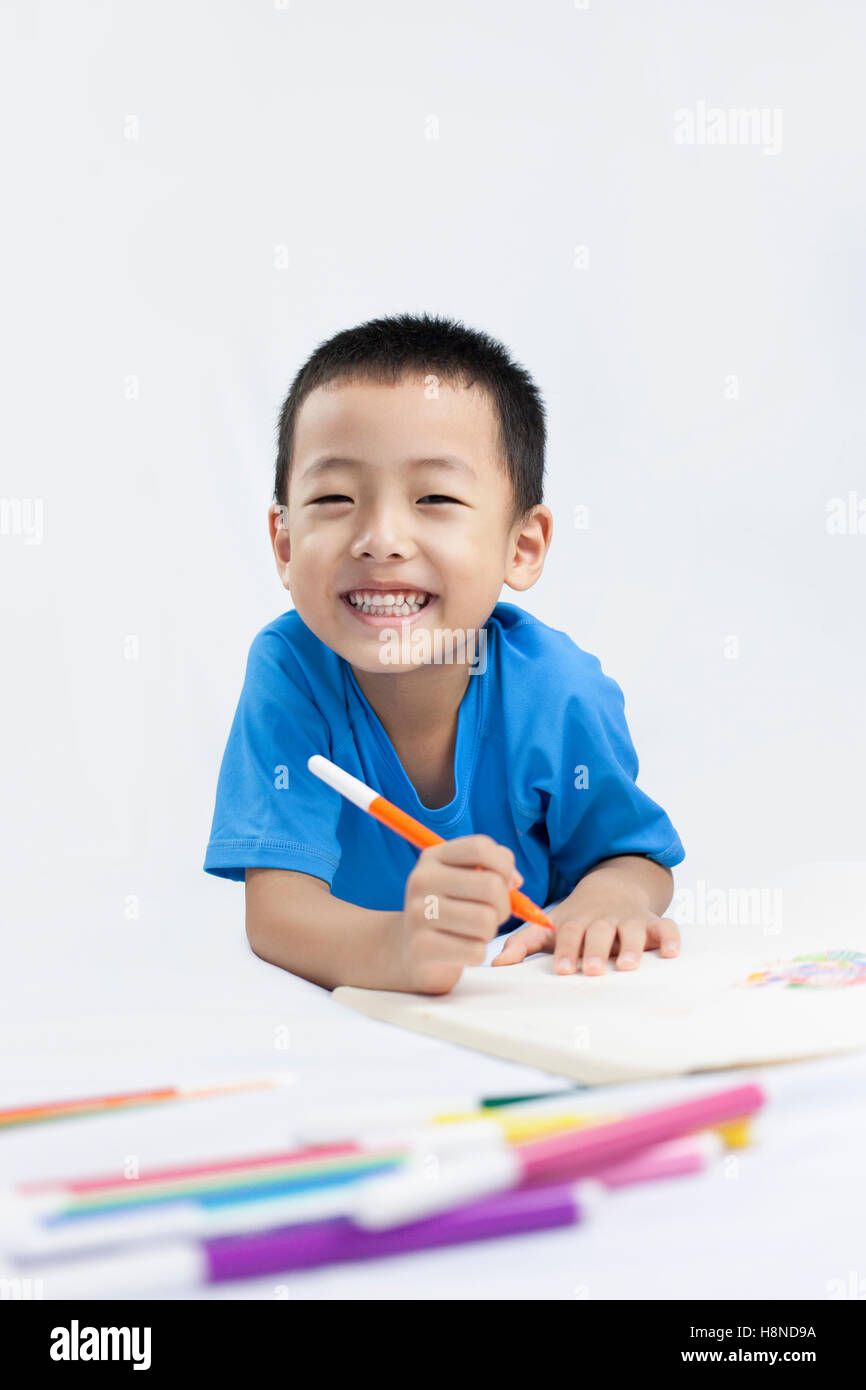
309, 493, 462, 506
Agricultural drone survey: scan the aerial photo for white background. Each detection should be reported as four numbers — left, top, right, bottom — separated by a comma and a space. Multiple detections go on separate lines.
1, 0, 865, 1301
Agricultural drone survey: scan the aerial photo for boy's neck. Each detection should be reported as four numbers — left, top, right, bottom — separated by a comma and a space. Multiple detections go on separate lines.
349, 661, 473, 744
350, 661, 473, 809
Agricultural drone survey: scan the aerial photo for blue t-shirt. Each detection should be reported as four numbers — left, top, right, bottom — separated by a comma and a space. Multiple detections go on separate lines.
204, 602, 685, 928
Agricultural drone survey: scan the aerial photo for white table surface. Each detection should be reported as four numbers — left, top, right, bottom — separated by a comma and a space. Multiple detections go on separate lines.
3, 863, 865, 1301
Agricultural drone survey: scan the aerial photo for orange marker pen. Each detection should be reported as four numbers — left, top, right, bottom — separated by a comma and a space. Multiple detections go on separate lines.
307, 755, 555, 931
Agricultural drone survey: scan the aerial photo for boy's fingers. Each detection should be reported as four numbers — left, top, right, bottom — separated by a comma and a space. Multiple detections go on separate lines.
420, 927, 490, 967
419, 865, 511, 915
492, 923, 551, 965
652, 916, 681, 958
435, 834, 518, 887
580, 919, 618, 975
614, 919, 649, 970
553, 919, 589, 975
437, 896, 505, 942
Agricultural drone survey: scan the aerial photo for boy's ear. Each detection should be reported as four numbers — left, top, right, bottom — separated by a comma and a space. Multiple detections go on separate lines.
503, 504, 553, 592
268, 503, 292, 588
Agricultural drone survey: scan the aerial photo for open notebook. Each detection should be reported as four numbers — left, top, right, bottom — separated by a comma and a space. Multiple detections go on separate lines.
333, 922, 866, 1085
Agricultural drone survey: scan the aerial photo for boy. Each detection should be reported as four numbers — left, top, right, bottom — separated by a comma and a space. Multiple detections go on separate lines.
205, 313, 685, 994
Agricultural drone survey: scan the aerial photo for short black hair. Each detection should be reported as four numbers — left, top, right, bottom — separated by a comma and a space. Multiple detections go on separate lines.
274, 312, 546, 527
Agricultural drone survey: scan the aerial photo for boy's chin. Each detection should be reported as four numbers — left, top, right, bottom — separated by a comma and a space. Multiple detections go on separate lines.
344, 650, 436, 675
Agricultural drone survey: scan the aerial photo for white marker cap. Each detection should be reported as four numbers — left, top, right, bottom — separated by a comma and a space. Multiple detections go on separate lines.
307, 754, 377, 810
348, 1147, 521, 1231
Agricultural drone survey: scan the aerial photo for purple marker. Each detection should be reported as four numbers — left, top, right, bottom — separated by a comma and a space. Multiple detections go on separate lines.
26, 1181, 600, 1297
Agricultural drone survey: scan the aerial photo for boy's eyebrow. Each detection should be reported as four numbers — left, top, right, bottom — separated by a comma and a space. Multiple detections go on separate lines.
301, 454, 477, 481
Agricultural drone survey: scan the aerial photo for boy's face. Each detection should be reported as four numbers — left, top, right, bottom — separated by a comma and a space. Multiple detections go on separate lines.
270, 373, 550, 675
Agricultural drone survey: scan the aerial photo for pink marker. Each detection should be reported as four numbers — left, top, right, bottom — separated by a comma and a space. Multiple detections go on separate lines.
350, 1081, 764, 1229
594, 1131, 723, 1188
518, 1082, 763, 1184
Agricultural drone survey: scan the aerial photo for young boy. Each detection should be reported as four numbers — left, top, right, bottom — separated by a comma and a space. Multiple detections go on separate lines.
205, 313, 685, 994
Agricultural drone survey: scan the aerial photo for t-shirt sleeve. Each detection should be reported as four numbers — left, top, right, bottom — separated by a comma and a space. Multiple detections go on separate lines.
204, 627, 343, 884
545, 653, 685, 895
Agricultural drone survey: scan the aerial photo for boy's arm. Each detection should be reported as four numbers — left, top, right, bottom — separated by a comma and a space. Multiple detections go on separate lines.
560, 853, 674, 920
247, 835, 521, 997
245, 868, 406, 992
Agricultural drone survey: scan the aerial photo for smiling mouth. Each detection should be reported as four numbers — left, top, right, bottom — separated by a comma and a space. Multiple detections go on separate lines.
340, 588, 436, 617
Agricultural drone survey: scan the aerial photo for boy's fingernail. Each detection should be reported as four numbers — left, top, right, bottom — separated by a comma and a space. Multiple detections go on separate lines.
583, 956, 604, 973
618, 952, 638, 967
662, 942, 679, 956
510, 872, 523, 889
555, 957, 575, 974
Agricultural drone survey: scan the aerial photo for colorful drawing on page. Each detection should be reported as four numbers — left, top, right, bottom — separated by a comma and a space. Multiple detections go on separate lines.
741, 951, 866, 990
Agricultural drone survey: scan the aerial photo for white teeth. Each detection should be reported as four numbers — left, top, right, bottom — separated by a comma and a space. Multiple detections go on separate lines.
346, 589, 431, 616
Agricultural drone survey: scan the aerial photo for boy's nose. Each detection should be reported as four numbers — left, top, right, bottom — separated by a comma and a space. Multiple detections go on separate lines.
351, 516, 416, 561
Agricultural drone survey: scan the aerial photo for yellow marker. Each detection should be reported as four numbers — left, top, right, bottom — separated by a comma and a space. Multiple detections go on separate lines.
435, 1108, 755, 1148
713, 1117, 753, 1148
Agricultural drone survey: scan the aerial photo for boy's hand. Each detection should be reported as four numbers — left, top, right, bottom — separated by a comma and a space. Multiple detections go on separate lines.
397, 834, 522, 995
492, 882, 680, 975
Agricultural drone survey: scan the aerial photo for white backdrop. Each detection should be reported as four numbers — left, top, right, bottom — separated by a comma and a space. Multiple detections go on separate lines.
3, 0, 865, 973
